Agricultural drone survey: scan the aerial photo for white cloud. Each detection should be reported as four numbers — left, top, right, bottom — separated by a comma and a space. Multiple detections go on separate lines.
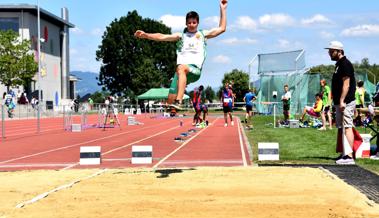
259, 14, 295, 28
278, 39, 290, 48
301, 14, 331, 26
212, 55, 231, 64
203, 16, 219, 28
233, 16, 257, 31
159, 14, 185, 31
71, 27, 84, 35
320, 31, 335, 39
341, 24, 379, 37
220, 37, 257, 45
71, 57, 100, 72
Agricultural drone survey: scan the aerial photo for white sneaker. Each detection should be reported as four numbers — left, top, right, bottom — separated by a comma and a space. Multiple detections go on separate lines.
231, 121, 234, 126
318, 127, 326, 131
370, 154, 379, 160
336, 155, 355, 165
224, 123, 228, 127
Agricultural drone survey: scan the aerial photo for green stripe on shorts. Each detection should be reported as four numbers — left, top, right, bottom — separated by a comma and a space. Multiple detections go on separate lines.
169, 64, 201, 94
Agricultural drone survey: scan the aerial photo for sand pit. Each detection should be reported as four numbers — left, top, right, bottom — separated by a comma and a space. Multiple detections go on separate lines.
1, 167, 378, 218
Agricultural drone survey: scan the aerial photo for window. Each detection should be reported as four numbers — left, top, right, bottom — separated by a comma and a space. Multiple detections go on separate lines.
50, 39, 54, 54
0, 18, 19, 32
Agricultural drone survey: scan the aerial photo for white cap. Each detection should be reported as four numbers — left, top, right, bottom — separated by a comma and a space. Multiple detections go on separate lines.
325, 41, 344, 50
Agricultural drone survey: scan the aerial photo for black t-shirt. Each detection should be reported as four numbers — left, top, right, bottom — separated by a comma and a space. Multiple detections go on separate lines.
331, 56, 356, 105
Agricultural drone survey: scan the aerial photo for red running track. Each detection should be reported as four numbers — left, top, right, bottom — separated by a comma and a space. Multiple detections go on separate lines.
0, 114, 251, 171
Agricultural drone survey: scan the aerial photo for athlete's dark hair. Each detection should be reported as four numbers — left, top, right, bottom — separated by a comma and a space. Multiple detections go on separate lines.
357, 80, 364, 88
199, 85, 204, 91
186, 11, 199, 23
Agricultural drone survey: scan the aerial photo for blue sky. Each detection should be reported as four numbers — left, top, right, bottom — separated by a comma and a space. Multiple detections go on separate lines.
2, 0, 379, 90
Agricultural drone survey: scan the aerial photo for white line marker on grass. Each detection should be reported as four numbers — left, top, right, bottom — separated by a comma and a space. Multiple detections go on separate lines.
237, 117, 248, 167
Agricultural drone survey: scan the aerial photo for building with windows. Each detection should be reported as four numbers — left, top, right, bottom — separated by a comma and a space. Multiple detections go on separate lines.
0, 4, 76, 106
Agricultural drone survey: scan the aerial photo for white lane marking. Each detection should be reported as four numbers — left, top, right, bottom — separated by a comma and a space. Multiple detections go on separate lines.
4, 127, 64, 137
240, 118, 253, 163
61, 163, 78, 171
160, 160, 244, 164
61, 125, 180, 170
153, 118, 219, 168
237, 117, 248, 167
0, 120, 178, 165
102, 126, 179, 155
102, 158, 131, 161
0, 163, 75, 168
15, 169, 108, 208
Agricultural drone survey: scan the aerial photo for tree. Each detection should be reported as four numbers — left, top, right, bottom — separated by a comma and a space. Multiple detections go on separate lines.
309, 58, 379, 84
96, 10, 177, 98
360, 58, 369, 69
219, 69, 250, 102
204, 86, 215, 103
90, 91, 110, 103
0, 30, 37, 91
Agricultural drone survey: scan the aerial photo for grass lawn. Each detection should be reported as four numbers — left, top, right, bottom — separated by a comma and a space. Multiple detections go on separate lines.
242, 115, 379, 174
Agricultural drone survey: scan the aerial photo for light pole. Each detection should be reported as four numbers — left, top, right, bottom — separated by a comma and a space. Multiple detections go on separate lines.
37, 0, 41, 133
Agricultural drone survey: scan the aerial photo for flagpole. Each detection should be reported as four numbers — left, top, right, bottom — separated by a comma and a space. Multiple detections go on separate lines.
37, 0, 41, 133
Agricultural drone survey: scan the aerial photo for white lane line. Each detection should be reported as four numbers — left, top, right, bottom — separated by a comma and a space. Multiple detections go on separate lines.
61, 163, 78, 171
0, 120, 177, 165
102, 158, 161, 162
237, 117, 248, 167
4, 127, 64, 137
102, 158, 131, 161
240, 118, 253, 163
0, 163, 75, 168
153, 118, 219, 169
102, 125, 179, 155
161, 160, 244, 164
60, 125, 180, 170
15, 169, 108, 208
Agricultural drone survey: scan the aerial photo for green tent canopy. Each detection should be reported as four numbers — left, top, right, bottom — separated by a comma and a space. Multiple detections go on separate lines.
137, 88, 190, 100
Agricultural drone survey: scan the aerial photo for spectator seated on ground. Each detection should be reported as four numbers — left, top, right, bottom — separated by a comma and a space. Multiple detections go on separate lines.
300, 93, 323, 122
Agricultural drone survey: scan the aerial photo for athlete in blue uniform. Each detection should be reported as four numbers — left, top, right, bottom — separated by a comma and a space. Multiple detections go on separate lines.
243, 89, 256, 129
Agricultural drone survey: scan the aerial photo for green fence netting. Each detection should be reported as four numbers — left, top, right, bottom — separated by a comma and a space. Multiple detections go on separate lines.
252, 49, 375, 116
255, 72, 375, 116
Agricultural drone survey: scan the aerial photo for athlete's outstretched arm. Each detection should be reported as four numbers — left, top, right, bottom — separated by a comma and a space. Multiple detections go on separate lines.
206, 0, 227, 39
134, 30, 180, 42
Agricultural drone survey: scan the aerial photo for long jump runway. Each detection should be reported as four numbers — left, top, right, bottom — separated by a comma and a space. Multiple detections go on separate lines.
0, 114, 251, 171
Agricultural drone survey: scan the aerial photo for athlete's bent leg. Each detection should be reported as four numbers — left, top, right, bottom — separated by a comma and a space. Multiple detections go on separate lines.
167, 94, 177, 104
176, 65, 189, 103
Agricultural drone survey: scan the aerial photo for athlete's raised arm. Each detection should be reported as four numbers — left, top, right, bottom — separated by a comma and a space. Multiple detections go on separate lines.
205, 0, 227, 39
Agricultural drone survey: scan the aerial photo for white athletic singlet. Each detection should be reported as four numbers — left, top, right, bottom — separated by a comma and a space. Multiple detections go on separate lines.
176, 30, 207, 69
